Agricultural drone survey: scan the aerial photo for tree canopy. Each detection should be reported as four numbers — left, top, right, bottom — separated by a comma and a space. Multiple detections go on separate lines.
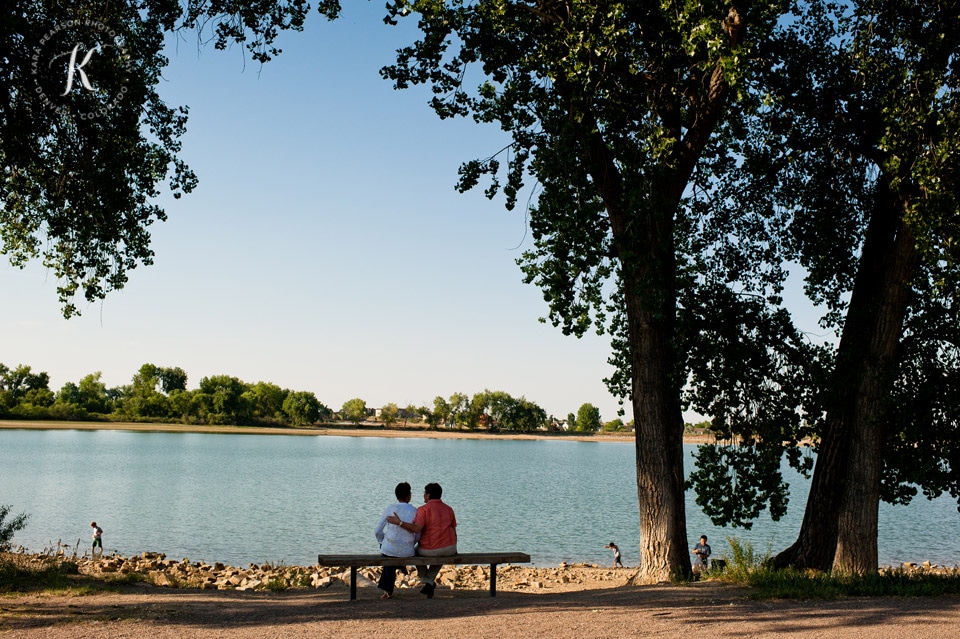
684, 0, 960, 573
382, 0, 790, 581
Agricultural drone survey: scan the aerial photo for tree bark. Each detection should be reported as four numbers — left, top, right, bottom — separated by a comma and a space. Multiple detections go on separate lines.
554, 5, 745, 583
833, 210, 917, 574
775, 181, 917, 572
629, 297, 691, 583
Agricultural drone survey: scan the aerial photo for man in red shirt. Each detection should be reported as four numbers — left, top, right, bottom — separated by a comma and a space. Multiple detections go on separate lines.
389, 482, 457, 598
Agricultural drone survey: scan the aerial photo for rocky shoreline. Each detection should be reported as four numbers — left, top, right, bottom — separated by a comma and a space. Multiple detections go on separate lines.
8, 550, 958, 597
7, 550, 633, 594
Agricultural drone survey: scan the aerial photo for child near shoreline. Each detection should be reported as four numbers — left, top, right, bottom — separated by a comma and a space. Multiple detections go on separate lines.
91, 521, 103, 555
605, 542, 623, 568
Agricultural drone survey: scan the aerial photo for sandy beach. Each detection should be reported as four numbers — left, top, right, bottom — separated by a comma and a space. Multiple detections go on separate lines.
0, 418, 716, 443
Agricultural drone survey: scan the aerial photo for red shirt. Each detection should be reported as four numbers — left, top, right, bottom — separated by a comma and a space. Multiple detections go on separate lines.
414, 499, 457, 550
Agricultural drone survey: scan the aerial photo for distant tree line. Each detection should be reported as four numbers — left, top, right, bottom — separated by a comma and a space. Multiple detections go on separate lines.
0, 362, 331, 427
0, 362, 630, 433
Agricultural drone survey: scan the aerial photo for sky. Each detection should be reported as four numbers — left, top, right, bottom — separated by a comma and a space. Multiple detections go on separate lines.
3, 4, 828, 423
2, 4, 634, 421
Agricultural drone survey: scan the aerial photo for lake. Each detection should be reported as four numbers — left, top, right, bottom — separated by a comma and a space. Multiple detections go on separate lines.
1, 428, 956, 568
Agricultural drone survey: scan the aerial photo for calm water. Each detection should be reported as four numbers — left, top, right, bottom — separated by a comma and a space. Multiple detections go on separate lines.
1, 428, 957, 568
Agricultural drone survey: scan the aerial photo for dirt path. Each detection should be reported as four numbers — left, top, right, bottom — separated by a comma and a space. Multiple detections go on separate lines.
3, 580, 959, 639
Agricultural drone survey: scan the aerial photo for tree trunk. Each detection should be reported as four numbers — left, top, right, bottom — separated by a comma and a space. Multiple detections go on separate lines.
627, 274, 691, 583
775, 183, 917, 573
833, 213, 917, 574
771, 421, 845, 570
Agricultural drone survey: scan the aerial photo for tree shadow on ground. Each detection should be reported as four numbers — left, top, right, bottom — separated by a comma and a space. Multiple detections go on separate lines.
3, 580, 959, 636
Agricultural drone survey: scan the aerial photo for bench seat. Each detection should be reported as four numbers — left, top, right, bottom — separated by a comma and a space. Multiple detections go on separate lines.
316, 552, 531, 600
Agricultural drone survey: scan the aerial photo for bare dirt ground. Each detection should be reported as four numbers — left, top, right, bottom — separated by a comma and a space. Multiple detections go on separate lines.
3, 574, 960, 639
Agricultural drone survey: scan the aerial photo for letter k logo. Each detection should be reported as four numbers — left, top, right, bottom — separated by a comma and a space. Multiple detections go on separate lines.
59, 43, 99, 95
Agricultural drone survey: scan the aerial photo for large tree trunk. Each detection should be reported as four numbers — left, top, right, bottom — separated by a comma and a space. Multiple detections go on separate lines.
775, 183, 917, 573
833, 212, 917, 574
625, 241, 691, 583
568, 7, 745, 583
771, 422, 845, 570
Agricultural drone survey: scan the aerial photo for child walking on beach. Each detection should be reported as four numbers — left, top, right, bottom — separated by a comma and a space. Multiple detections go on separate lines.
605, 542, 623, 568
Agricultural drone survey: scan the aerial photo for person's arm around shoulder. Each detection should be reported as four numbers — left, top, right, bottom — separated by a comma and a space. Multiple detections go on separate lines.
388, 505, 424, 534
403, 505, 425, 534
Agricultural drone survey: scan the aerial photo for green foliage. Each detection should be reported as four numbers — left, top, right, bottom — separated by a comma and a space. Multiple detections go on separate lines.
685, 0, 960, 547
0, 360, 565, 436
196, 375, 251, 425
716, 537, 960, 598
341, 398, 367, 425
602, 418, 624, 432
688, 445, 791, 528
245, 382, 287, 422
723, 537, 769, 579
465, 389, 547, 431
684, 420, 710, 435
575, 403, 601, 432
0, 505, 29, 551
378, 402, 399, 427
499, 396, 547, 431
0, 554, 74, 593
282, 391, 322, 426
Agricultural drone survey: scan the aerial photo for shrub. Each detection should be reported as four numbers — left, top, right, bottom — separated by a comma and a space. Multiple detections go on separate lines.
0, 505, 29, 551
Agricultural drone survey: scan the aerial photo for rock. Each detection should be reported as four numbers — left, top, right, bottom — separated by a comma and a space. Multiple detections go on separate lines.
149, 571, 174, 587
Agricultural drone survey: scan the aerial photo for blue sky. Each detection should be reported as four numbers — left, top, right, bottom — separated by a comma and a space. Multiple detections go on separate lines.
2, 4, 634, 421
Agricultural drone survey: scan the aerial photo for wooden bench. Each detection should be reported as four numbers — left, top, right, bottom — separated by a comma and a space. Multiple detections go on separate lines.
316, 552, 531, 600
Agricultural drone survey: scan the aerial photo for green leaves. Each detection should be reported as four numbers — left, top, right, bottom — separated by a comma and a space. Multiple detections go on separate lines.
688, 443, 790, 528
0, 505, 30, 552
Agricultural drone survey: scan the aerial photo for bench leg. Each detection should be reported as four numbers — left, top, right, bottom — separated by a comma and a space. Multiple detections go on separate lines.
350, 567, 357, 600
489, 563, 497, 597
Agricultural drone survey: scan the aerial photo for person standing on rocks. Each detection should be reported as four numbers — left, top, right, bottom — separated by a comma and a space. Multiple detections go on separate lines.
374, 482, 419, 599
90, 521, 103, 556
388, 482, 457, 599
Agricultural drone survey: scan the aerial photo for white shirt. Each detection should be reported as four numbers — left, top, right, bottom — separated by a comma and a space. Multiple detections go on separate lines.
374, 501, 418, 557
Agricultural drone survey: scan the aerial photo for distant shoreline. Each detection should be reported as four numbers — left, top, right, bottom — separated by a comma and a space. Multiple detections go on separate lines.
0, 419, 713, 444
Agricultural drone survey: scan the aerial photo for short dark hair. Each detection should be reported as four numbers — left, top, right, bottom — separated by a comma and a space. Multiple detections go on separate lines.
700, 535, 708, 542
395, 482, 411, 501
424, 483, 443, 499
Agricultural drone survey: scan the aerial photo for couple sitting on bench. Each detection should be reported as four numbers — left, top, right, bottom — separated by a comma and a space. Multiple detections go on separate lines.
375, 481, 456, 599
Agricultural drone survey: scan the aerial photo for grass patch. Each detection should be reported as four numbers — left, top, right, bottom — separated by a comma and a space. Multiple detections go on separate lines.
0, 553, 75, 592
0, 551, 136, 595
711, 537, 960, 598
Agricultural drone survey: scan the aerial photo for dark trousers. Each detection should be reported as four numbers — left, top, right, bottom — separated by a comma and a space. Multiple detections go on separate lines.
377, 555, 407, 594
